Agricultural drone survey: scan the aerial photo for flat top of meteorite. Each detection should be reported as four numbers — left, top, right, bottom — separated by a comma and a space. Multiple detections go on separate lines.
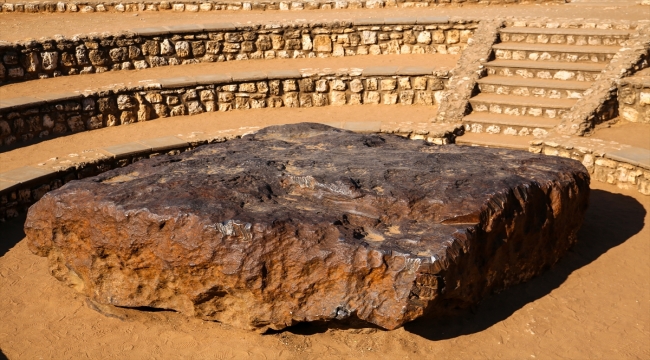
74, 123, 583, 261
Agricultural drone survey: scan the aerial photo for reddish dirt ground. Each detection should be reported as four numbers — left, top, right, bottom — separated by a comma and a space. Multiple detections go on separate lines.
592, 121, 650, 150
1, 180, 648, 359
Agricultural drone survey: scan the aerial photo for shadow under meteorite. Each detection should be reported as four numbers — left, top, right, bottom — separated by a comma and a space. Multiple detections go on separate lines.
0, 212, 27, 257
404, 189, 646, 340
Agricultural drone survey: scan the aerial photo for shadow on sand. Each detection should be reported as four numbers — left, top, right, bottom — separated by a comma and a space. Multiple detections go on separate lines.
0, 212, 26, 257
278, 189, 646, 338
403, 189, 646, 340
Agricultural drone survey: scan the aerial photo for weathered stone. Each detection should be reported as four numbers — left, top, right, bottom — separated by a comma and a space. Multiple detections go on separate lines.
25, 124, 589, 333
175, 41, 192, 58
313, 35, 332, 52
23, 52, 41, 72
89, 50, 109, 66
41, 52, 59, 71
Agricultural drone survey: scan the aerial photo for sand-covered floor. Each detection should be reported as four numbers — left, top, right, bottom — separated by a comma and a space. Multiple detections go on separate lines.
0, 165, 649, 359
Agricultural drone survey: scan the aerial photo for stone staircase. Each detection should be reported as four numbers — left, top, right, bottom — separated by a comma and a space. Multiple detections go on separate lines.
462, 25, 634, 140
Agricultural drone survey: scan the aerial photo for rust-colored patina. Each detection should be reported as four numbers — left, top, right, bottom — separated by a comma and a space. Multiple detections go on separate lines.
25, 123, 590, 332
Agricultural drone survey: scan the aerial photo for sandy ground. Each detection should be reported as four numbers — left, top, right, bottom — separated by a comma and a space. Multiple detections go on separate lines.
592, 121, 650, 150
0, 54, 458, 100
1, 3, 648, 42
0, 180, 648, 359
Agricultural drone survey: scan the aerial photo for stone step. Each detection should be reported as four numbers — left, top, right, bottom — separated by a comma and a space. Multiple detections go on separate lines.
477, 76, 593, 99
485, 60, 606, 82
455, 132, 532, 151
469, 93, 576, 119
500, 27, 632, 46
493, 42, 620, 63
462, 113, 560, 137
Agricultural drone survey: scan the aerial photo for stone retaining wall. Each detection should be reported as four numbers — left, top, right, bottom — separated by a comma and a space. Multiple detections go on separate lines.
0, 142, 197, 221
529, 137, 650, 196
618, 75, 650, 124
0, 0, 566, 14
0, 67, 449, 148
0, 18, 475, 85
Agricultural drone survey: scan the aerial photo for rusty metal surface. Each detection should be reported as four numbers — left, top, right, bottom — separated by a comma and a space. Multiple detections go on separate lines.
25, 123, 590, 331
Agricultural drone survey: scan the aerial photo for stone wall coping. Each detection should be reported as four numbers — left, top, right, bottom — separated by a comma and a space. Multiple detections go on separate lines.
0, 96, 46, 111
499, 27, 635, 36
229, 71, 266, 82
138, 136, 190, 152
384, 17, 417, 25
132, 27, 172, 36
165, 24, 205, 34
203, 22, 239, 32
35, 92, 85, 104
417, 16, 451, 25
156, 76, 199, 88
352, 18, 386, 26
362, 66, 400, 76
267, 69, 302, 80
194, 73, 234, 85
101, 142, 152, 158
397, 66, 437, 76
0, 179, 18, 192
0, 166, 57, 185
606, 147, 650, 171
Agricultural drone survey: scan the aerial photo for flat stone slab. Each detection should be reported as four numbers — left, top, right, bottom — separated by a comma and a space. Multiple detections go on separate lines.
606, 147, 650, 170
102, 142, 151, 158
138, 136, 189, 152
487, 60, 607, 72
25, 123, 590, 332
499, 27, 633, 36
0, 179, 18, 192
0, 166, 55, 184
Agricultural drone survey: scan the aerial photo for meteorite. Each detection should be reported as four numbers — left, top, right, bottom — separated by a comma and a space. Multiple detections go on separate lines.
25, 123, 590, 331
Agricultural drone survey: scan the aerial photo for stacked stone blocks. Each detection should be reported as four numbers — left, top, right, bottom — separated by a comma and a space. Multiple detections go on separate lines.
530, 139, 650, 195
0, 68, 449, 147
0, 19, 475, 84
618, 76, 650, 124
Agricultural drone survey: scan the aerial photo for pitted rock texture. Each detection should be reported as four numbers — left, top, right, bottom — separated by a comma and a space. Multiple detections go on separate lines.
25, 123, 590, 332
